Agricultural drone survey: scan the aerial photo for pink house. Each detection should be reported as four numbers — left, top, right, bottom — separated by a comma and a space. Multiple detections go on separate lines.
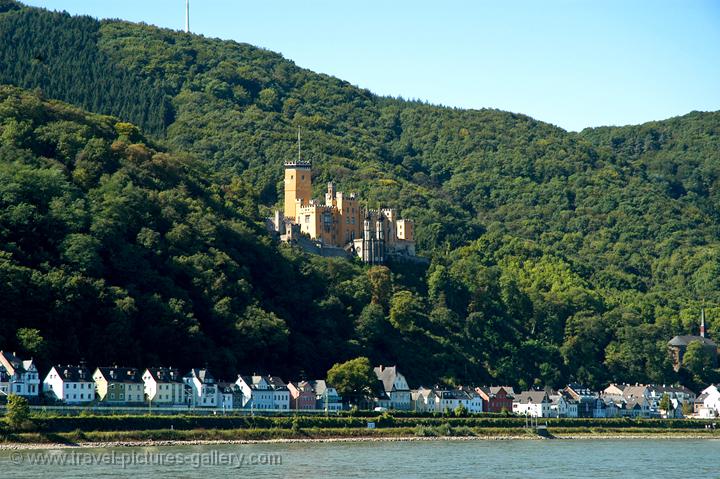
288, 381, 316, 410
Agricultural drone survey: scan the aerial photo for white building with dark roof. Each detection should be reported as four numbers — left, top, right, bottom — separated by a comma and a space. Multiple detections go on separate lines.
694, 385, 720, 418
43, 365, 94, 404
374, 365, 411, 410
0, 351, 40, 400
142, 368, 185, 405
184, 368, 218, 407
513, 390, 552, 417
308, 380, 343, 411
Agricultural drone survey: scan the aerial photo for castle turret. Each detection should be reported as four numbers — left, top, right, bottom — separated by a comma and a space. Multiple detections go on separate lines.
283, 158, 312, 221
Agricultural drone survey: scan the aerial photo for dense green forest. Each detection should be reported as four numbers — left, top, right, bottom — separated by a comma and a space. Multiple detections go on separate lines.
1, 2, 719, 390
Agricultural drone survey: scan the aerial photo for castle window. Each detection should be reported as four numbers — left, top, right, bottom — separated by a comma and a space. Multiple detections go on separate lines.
291, 175, 294, 179
305, 215, 310, 224
301, 175, 305, 180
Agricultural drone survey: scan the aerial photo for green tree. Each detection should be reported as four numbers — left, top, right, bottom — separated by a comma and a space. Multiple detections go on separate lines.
326, 357, 376, 406
682, 341, 714, 382
367, 266, 392, 310
658, 393, 672, 415
5, 394, 31, 430
389, 290, 426, 332
454, 403, 468, 417
16, 328, 45, 357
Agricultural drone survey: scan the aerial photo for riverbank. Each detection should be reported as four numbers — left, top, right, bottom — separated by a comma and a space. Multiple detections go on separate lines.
1, 426, 719, 449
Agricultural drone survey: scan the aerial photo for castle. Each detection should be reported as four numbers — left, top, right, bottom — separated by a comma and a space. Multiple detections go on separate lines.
270, 158, 416, 264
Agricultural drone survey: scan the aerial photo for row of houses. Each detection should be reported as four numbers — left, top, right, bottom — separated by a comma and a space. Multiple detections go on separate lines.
510, 383, 713, 419
1, 351, 342, 411
3, 351, 720, 417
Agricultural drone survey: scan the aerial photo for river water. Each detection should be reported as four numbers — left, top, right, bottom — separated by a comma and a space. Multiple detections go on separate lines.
1, 439, 719, 478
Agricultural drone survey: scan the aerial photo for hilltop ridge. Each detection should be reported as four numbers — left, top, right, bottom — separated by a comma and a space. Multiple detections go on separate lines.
1, 3, 719, 389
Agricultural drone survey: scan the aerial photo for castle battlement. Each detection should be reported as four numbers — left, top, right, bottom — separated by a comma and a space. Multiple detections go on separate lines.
284, 159, 311, 168
298, 203, 337, 212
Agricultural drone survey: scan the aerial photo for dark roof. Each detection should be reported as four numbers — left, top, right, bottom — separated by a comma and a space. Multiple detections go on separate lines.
374, 365, 408, 393
145, 367, 183, 383
266, 375, 288, 390
437, 389, 472, 400
217, 382, 241, 393
184, 368, 215, 383
0, 351, 35, 375
372, 379, 391, 400
668, 335, 717, 348
477, 386, 516, 399
50, 365, 92, 382
566, 383, 595, 397
96, 367, 142, 383
514, 390, 550, 404
648, 384, 695, 396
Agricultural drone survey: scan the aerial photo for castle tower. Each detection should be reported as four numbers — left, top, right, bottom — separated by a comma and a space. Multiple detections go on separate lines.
325, 182, 336, 206
375, 214, 385, 263
284, 159, 312, 221
363, 211, 373, 264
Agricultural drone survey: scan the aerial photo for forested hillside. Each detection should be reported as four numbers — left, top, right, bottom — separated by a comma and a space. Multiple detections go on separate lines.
1, 2, 719, 389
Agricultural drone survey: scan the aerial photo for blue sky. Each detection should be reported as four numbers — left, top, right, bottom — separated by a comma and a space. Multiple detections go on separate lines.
24, 0, 720, 131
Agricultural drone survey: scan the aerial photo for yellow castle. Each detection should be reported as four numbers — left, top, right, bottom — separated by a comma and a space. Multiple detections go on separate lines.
272, 158, 415, 263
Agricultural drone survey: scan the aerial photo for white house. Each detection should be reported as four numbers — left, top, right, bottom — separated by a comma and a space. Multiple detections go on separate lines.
236, 375, 275, 410
412, 386, 437, 413
266, 376, 290, 410
0, 351, 40, 400
43, 365, 94, 404
458, 387, 483, 413
695, 385, 720, 418
217, 382, 244, 410
374, 365, 412, 410
513, 390, 552, 417
183, 368, 218, 407
142, 368, 185, 405
549, 391, 578, 418
309, 380, 343, 411
432, 388, 483, 413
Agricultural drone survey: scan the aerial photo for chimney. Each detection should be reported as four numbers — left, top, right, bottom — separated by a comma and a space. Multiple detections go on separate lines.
700, 308, 706, 338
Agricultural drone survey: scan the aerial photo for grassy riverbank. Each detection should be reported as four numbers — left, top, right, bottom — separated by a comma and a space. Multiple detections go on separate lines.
2, 414, 719, 447
2, 425, 720, 448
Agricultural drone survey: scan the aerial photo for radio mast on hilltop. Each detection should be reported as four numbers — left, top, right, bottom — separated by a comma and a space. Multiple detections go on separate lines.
184, 0, 190, 33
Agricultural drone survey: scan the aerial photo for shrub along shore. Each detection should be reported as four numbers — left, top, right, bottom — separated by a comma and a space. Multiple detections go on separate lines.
2, 414, 720, 447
